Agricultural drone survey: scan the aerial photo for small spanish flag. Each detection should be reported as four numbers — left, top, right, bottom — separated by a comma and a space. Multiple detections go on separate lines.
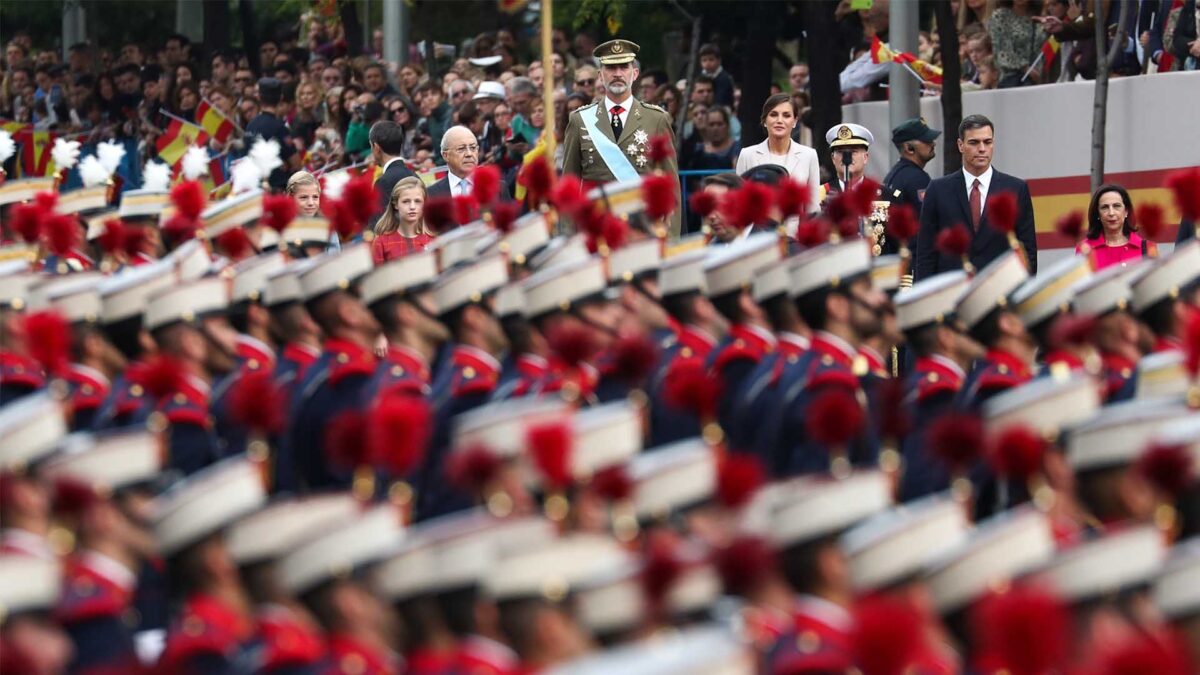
156, 119, 208, 168
196, 98, 236, 144
1041, 36, 1061, 77
870, 36, 896, 65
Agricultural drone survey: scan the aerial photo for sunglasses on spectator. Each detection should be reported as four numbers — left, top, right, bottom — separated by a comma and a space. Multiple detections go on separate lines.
575, 78, 594, 86
235, 76, 253, 83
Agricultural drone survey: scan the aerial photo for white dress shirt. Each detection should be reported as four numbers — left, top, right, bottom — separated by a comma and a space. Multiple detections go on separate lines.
963, 164, 994, 204
604, 95, 632, 128
449, 171, 472, 196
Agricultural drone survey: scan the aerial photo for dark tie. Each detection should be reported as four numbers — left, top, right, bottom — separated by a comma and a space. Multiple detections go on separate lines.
610, 105, 624, 139
970, 178, 982, 231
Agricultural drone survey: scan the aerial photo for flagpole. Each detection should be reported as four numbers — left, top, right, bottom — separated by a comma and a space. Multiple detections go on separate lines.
157, 107, 200, 130
1021, 51, 1045, 83
540, 0, 556, 164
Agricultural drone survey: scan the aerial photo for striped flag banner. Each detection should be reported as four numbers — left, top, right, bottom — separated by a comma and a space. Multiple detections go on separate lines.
196, 98, 238, 144
417, 165, 449, 187
155, 113, 209, 168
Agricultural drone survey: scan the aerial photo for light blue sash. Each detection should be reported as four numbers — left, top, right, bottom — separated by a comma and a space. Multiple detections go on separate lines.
579, 109, 640, 182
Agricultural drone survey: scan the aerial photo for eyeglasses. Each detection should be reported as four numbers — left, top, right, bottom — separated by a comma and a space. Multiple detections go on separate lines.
235, 76, 253, 83
575, 78, 594, 86
450, 144, 479, 155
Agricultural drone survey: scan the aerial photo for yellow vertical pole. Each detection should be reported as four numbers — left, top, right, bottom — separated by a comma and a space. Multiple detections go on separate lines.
540, 0, 556, 161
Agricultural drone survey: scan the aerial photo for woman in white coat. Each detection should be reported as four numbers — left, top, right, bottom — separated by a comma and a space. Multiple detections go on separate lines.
735, 93, 821, 212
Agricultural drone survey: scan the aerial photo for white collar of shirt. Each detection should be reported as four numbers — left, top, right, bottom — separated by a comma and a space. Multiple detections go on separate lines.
735, 225, 754, 242
383, 157, 407, 174
81, 550, 138, 591
780, 332, 811, 351
794, 594, 853, 632
448, 171, 472, 195
929, 353, 967, 380
963, 164, 994, 201
604, 96, 632, 127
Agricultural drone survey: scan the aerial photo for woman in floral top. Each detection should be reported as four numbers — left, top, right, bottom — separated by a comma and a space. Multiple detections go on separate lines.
988, 0, 1046, 87
372, 176, 434, 263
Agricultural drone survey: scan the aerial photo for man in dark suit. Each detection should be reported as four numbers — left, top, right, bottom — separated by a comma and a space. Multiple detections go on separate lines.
370, 121, 415, 222
914, 114, 1037, 280
425, 125, 479, 200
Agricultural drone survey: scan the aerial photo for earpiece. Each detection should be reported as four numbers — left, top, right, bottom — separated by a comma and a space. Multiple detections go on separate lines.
905, 143, 915, 153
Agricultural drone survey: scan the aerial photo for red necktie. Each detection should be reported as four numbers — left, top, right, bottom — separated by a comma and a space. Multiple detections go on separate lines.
970, 179, 982, 231
610, 105, 624, 139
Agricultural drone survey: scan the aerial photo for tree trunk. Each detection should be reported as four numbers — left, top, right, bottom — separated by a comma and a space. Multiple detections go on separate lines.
1090, 0, 1130, 191
238, 0, 259, 76
738, 2, 778, 150
935, 0, 962, 174
202, 0, 230, 66
677, 14, 702, 147
802, 0, 844, 181
341, 0, 364, 57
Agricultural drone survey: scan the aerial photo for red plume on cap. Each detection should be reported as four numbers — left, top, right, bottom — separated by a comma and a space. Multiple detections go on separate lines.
1133, 203, 1166, 240
325, 410, 370, 471
551, 177, 588, 218
490, 201, 521, 234
986, 191, 1018, 234
341, 173, 380, 225
322, 200, 359, 241
877, 379, 910, 439
446, 443, 503, 495
136, 354, 187, 400
776, 179, 812, 220
987, 425, 1046, 481
935, 224, 972, 258
609, 333, 659, 386
716, 454, 764, 508
646, 134, 675, 164
23, 311, 70, 376
527, 420, 573, 489
1184, 307, 1200, 377
98, 219, 128, 256
1135, 442, 1194, 498
1054, 210, 1085, 241
927, 413, 985, 474
518, 154, 555, 205
590, 465, 634, 502
806, 389, 864, 448
1048, 313, 1097, 350
713, 535, 778, 596
423, 196, 458, 234
547, 321, 600, 367
1166, 167, 1200, 221
850, 594, 924, 675
260, 194, 298, 233
663, 360, 720, 420
886, 203, 919, 243
795, 218, 832, 248
471, 165, 502, 206
228, 369, 284, 435
216, 228, 254, 260
970, 586, 1070, 675
453, 194, 478, 225
598, 213, 629, 252
34, 190, 58, 214
846, 178, 880, 219
162, 215, 200, 246
1094, 633, 1193, 675
170, 180, 206, 220
52, 477, 100, 515
10, 203, 43, 243
367, 394, 431, 478
688, 190, 719, 219
122, 227, 150, 259
721, 182, 773, 229
640, 533, 684, 610
642, 173, 678, 221
44, 213, 81, 257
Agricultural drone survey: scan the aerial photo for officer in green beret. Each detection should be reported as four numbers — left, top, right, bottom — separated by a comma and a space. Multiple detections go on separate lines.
562, 39, 680, 236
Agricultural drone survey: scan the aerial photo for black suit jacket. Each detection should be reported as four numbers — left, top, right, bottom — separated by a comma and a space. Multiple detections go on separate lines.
375, 159, 416, 218
426, 176, 451, 199
914, 169, 1037, 280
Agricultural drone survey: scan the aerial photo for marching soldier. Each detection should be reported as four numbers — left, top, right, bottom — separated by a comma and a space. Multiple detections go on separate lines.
954, 251, 1035, 412
360, 250, 447, 400
561, 39, 680, 236
880, 118, 940, 254
0, 262, 46, 406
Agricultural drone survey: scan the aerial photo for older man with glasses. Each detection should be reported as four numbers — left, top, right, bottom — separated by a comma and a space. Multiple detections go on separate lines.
427, 125, 481, 200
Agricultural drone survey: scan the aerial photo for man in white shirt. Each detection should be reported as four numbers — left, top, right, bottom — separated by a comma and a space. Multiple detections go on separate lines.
427, 125, 480, 199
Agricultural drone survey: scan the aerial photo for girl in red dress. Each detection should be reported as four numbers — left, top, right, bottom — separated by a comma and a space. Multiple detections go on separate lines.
372, 176, 434, 263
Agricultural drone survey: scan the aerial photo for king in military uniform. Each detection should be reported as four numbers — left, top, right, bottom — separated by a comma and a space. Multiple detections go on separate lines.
562, 39, 681, 235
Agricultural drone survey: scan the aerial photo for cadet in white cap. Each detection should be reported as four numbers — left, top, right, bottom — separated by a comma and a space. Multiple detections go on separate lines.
604, 237, 673, 366
1153, 538, 1200, 665
0, 555, 72, 674
1071, 263, 1143, 400
821, 122, 875, 203
477, 211, 553, 279
0, 393, 69, 560
955, 251, 1035, 411
1131, 239, 1200, 354
263, 257, 323, 389
490, 282, 552, 402
0, 261, 46, 406
1010, 254, 1095, 377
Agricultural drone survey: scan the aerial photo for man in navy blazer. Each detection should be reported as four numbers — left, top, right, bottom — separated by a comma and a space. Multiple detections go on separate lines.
370, 121, 415, 222
914, 115, 1037, 280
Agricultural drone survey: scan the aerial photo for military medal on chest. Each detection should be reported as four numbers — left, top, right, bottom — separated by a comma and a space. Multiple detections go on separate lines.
626, 129, 649, 168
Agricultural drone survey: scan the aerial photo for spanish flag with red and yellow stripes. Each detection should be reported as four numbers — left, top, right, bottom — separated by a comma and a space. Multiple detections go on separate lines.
870, 36, 944, 85
156, 118, 208, 168
196, 98, 236, 144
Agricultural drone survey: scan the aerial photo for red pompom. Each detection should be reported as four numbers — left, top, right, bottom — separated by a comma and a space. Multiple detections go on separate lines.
228, 369, 284, 435
367, 394, 431, 478
688, 190, 719, 219
776, 179, 812, 220
806, 388, 864, 447
550, 177, 588, 217
490, 201, 521, 234
322, 200, 359, 241
609, 333, 659, 386
640, 534, 684, 609
663, 360, 720, 420
325, 410, 369, 470
846, 178, 880, 218
927, 413, 984, 473
340, 173, 379, 224
453, 194, 478, 225
215, 227, 254, 260
121, 227, 150, 258
470, 165, 502, 206
547, 321, 600, 367
98, 219, 127, 256
886, 203, 919, 242
1166, 167, 1200, 221
43, 213, 80, 256
721, 182, 774, 229
10, 203, 43, 243
590, 465, 634, 502
850, 594, 924, 675
446, 443, 503, 495
34, 190, 58, 214
1054, 210, 1085, 241
935, 224, 972, 258
987, 425, 1046, 481
23, 311, 70, 376
1184, 308, 1200, 377
136, 354, 187, 399
1135, 443, 1194, 498
641, 173, 678, 221
517, 154, 555, 205
646, 134, 675, 164
527, 420, 573, 488
574, 201, 606, 238
795, 218, 832, 248
971, 587, 1071, 675
260, 194, 298, 233
1094, 633, 1193, 675
162, 215, 199, 246
877, 379, 910, 439
598, 213, 629, 252
1134, 203, 1166, 240
52, 477, 99, 515
1048, 313, 1097, 350
422, 196, 458, 234
716, 454, 764, 508
987, 191, 1018, 234
835, 213, 862, 240
713, 535, 778, 596
170, 180, 206, 220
